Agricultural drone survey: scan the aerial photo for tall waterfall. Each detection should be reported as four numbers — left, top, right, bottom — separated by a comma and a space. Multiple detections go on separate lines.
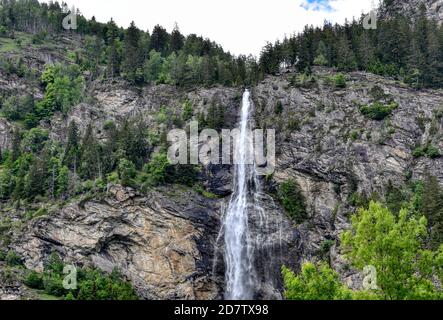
223, 90, 259, 300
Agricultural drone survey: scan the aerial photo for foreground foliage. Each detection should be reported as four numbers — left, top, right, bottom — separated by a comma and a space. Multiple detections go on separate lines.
24, 254, 138, 300
284, 201, 443, 300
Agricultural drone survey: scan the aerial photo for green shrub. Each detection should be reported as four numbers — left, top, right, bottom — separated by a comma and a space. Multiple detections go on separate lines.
413, 146, 426, 158
27, 253, 138, 300
360, 102, 398, 120
275, 101, 283, 114
167, 165, 200, 187
0, 250, 6, 261
118, 158, 137, 187
350, 131, 359, 141
25, 271, 44, 289
320, 240, 335, 255
294, 73, 316, 88
140, 152, 170, 187
76, 268, 138, 300
413, 144, 441, 159
282, 262, 352, 300
426, 145, 441, 159
278, 179, 308, 224
156, 106, 168, 124
182, 100, 193, 122
5, 250, 23, 266
333, 73, 346, 88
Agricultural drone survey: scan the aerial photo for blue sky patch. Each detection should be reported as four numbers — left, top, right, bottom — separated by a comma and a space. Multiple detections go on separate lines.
300, 0, 335, 12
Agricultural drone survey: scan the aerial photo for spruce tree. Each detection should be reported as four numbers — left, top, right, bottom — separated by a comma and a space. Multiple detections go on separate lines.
79, 124, 102, 180
336, 35, 357, 71
150, 25, 169, 56
420, 172, 443, 248
122, 21, 143, 83
170, 23, 184, 53
106, 19, 121, 78
63, 121, 79, 172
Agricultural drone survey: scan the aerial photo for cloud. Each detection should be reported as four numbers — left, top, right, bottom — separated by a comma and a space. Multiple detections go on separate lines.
300, 0, 334, 12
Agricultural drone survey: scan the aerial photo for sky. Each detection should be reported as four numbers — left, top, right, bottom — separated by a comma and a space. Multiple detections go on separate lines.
41, 0, 375, 56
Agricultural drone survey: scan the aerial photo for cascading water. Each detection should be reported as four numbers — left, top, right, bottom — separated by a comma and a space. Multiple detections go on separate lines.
216, 90, 295, 300
223, 90, 259, 300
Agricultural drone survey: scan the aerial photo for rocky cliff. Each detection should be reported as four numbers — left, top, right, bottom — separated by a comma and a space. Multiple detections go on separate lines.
380, 0, 443, 22
1, 23, 443, 298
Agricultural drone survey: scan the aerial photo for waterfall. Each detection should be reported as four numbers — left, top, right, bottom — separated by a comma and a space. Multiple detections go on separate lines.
223, 89, 259, 300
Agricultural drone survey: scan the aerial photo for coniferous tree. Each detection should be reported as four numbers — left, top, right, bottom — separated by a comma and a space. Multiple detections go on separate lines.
63, 121, 80, 172
420, 172, 443, 248
314, 40, 328, 66
79, 124, 102, 180
106, 19, 121, 78
10, 129, 21, 162
122, 21, 143, 83
25, 147, 50, 199
170, 23, 184, 53
336, 35, 357, 71
150, 24, 169, 56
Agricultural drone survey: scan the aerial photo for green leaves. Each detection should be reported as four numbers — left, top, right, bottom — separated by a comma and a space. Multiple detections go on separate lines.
282, 263, 352, 300
36, 64, 85, 120
285, 201, 442, 300
413, 144, 441, 159
277, 179, 308, 224
140, 152, 170, 188
25, 253, 138, 300
341, 201, 441, 300
360, 102, 398, 120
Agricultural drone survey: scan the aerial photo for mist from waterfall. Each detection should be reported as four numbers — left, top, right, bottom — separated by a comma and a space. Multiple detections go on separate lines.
223, 90, 260, 300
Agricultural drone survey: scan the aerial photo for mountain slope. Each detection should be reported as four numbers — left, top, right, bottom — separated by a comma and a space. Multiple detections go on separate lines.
380, 0, 443, 21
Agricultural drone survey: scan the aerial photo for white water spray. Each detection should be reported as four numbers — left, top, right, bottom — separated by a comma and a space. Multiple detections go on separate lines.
223, 90, 259, 300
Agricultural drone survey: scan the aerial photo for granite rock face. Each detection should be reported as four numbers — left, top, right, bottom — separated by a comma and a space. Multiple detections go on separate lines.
12, 185, 223, 300
380, 0, 443, 22
252, 68, 443, 284
2, 59, 443, 299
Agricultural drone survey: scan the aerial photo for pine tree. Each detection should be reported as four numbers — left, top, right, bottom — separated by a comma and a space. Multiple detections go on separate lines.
84, 35, 104, 79
144, 50, 163, 84
122, 21, 143, 83
13, 157, 26, 200
420, 172, 443, 248
106, 19, 121, 78
408, 5, 429, 88
10, 129, 21, 163
56, 166, 69, 199
170, 23, 184, 53
357, 31, 375, 69
150, 25, 169, 56
79, 124, 102, 180
336, 35, 357, 71
25, 148, 50, 199
63, 121, 80, 172
314, 40, 328, 66
425, 20, 442, 87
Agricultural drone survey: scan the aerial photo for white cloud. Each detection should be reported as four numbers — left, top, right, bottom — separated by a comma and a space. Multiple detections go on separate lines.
41, 0, 374, 56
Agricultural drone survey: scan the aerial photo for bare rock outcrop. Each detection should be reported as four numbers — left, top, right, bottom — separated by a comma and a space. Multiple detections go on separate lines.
13, 185, 223, 300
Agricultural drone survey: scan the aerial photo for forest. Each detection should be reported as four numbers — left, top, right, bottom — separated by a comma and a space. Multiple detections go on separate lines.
1, 0, 443, 88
